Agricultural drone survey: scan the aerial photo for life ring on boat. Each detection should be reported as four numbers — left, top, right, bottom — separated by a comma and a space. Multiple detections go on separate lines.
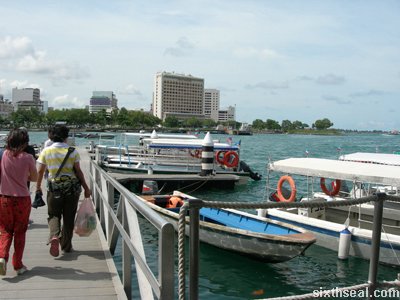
223, 151, 239, 168
166, 196, 184, 208
190, 149, 202, 158
320, 178, 341, 196
215, 151, 226, 165
277, 175, 296, 202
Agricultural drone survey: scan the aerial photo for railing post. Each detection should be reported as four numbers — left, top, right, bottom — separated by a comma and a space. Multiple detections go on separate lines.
122, 197, 132, 300
107, 181, 115, 242
160, 223, 175, 299
189, 199, 202, 300
368, 193, 385, 300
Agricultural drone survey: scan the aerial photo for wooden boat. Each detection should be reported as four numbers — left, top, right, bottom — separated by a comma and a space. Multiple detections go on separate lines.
263, 157, 400, 266
137, 191, 316, 262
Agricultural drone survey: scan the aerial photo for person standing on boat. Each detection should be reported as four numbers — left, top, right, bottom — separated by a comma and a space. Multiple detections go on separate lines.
36, 125, 91, 257
0, 128, 38, 276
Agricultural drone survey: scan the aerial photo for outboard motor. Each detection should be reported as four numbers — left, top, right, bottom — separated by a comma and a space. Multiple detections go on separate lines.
142, 180, 159, 195
239, 161, 262, 181
269, 186, 291, 202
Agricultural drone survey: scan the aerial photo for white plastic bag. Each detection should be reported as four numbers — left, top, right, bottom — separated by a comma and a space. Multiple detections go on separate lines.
74, 197, 97, 237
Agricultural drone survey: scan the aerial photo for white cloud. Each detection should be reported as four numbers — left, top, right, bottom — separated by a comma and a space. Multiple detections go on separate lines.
0, 36, 89, 84
120, 84, 143, 96
16, 51, 52, 73
316, 74, 346, 85
0, 36, 33, 59
9, 80, 29, 88
349, 89, 385, 98
51, 95, 86, 108
245, 81, 289, 90
322, 95, 351, 105
164, 37, 195, 57
233, 47, 283, 60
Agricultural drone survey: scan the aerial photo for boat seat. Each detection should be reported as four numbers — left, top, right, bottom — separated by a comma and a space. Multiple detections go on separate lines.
141, 195, 170, 208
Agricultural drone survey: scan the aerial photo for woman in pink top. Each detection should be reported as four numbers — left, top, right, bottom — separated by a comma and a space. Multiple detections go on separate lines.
0, 128, 38, 276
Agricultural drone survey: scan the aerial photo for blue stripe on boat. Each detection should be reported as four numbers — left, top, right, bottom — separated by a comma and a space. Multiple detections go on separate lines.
200, 208, 300, 235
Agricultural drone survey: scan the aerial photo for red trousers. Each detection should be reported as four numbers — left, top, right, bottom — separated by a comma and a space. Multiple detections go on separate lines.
0, 196, 31, 270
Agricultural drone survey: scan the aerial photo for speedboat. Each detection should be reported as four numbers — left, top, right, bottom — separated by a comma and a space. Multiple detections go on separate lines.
98, 131, 261, 181
261, 157, 400, 266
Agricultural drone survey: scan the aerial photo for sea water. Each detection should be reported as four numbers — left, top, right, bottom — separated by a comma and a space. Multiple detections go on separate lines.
23, 131, 400, 299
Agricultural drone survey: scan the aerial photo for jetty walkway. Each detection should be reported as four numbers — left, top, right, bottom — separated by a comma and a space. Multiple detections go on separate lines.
0, 146, 126, 300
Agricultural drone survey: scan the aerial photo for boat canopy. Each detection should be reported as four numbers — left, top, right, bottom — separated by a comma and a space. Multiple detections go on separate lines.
339, 152, 400, 166
269, 157, 400, 186
146, 138, 239, 151
123, 132, 198, 139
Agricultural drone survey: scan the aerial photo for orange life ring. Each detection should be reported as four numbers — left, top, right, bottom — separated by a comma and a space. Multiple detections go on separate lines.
223, 151, 239, 168
320, 178, 341, 196
189, 149, 202, 158
166, 196, 184, 208
195, 150, 202, 158
215, 151, 226, 165
277, 175, 296, 202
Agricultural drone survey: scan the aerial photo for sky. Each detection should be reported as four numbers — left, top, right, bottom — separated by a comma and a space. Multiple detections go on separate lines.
0, 0, 399, 130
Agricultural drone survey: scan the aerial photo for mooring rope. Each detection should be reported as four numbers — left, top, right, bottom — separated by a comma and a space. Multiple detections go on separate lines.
178, 202, 189, 300
263, 280, 400, 300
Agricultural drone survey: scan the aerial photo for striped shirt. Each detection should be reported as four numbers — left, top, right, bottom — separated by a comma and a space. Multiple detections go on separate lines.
37, 142, 80, 179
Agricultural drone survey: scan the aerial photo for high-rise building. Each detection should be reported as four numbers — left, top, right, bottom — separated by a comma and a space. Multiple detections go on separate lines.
153, 72, 205, 121
12, 87, 44, 112
218, 105, 236, 122
89, 91, 118, 114
204, 89, 220, 122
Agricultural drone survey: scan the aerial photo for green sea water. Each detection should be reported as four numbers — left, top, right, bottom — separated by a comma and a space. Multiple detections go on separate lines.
22, 131, 400, 299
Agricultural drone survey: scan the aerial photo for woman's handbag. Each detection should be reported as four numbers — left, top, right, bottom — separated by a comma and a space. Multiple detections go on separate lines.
74, 197, 97, 237
32, 190, 46, 208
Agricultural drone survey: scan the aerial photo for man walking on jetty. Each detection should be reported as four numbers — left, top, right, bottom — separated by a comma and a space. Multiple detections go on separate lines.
36, 124, 91, 256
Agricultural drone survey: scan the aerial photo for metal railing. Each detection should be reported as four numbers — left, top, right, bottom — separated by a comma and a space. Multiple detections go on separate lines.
88, 156, 400, 299
179, 193, 400, 300
88, 160, 175, 300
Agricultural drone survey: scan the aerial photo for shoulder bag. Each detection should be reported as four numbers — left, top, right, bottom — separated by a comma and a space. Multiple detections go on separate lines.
48, 147, 81, 197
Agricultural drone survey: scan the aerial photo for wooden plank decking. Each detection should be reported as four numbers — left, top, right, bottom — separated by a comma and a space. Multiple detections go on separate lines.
0, 146, 126, 300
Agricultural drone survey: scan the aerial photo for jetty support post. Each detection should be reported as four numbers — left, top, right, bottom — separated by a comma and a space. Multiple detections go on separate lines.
189, 198, 203, 300
200, 132, 214, 176
368, 193, 385, 299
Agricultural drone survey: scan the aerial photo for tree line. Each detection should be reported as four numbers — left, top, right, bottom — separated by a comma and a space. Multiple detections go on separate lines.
251, 118, 334, 131
0, 107, 334, 132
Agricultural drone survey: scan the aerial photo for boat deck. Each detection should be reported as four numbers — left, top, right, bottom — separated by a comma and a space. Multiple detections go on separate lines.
111, 172, 241, 182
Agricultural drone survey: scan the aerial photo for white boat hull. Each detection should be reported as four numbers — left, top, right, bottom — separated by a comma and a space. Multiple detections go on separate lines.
265, 208, 400, 266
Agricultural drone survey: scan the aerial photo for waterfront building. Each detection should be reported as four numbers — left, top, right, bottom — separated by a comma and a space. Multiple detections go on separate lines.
0, 95, 14, 118
218, 105, 236, 122
204, 89, 220, 122
12, 87, 44, 112
153, 71, 205, 121
89, 91, 118, 115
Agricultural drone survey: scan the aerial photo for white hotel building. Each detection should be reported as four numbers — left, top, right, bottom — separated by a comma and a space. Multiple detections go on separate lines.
153, 72, 205, 121
152, 71, 235, 123
204, 89, 220, 122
